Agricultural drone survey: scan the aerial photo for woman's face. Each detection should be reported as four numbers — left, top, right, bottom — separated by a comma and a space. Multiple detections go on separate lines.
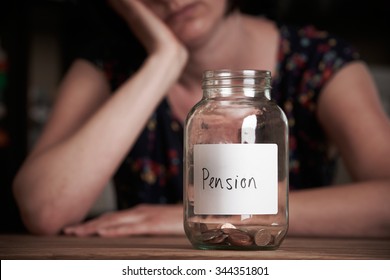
140, 0, 230, 47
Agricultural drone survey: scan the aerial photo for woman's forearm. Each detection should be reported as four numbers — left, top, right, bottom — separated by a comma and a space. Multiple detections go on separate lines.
288, 179, 390, 238
13, 49, 187, 235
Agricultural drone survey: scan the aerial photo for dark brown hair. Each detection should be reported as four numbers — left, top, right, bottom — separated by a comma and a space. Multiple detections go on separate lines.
227, 0, 277, 19
226, 0, 239, 14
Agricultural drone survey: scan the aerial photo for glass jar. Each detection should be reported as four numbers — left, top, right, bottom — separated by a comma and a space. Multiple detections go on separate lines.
183, 70, 288, 250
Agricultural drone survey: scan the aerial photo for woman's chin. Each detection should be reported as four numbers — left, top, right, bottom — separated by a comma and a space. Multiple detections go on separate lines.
172, 22, 212, 49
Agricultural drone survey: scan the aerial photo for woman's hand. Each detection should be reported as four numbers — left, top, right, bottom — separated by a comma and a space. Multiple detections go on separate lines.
63, 204, 184, 237
108, 0, 188, 57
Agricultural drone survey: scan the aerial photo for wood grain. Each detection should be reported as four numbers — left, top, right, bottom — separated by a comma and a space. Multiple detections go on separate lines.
1, 234, 389, 260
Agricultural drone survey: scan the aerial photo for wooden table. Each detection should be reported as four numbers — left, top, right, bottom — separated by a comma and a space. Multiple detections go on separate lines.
0, 234, 389, 260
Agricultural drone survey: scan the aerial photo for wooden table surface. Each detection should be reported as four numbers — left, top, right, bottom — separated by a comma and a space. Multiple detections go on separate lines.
0, 234, 389, 260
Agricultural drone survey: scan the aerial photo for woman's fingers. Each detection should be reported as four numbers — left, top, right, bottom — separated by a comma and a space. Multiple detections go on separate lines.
107, 0, 181, 54
63, 204, 184, 237
63, 210, 146, 236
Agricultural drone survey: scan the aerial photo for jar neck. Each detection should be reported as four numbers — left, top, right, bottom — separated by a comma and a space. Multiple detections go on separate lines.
202, 69, 272, 99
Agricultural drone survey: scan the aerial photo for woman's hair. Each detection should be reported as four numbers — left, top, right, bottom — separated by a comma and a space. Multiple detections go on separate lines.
226, 0, 240, 14
227, 0, 277, 19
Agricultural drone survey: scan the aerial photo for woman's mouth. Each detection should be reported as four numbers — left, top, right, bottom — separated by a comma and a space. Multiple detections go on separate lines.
165, 2, 200, 24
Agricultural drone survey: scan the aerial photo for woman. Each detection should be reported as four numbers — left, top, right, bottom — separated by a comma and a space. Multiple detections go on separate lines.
13, 0, 390, 237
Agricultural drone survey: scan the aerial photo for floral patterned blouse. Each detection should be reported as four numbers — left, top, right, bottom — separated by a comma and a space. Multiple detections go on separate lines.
80, 24, 360, 209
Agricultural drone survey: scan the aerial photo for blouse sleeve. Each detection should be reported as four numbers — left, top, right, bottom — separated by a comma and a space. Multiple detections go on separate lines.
296, 25, 361, 102
275, 24, 361, 188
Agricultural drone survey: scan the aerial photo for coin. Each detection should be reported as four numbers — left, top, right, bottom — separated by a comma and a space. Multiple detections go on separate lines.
207, 233, 228, 244
191, 222, 208, 233
228, 231, 253, 246
201, 229, 223, 242
254, 229, 272, 246
219, 223, 236, 229
220, 227, 242, 235
197, 223, 208, 233
273, 229, 287, 245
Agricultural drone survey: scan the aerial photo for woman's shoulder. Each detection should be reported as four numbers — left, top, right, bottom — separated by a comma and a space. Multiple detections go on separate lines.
277, 23, 360, 61
279, 24, 331, 40
272, 23, 361, 104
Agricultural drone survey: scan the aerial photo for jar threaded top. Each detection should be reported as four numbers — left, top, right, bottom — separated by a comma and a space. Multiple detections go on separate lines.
202, 69, 272, 90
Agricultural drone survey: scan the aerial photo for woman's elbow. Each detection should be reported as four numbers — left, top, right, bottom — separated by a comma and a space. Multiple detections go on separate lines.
20, 209, 64, 236
13, 176, 64, 236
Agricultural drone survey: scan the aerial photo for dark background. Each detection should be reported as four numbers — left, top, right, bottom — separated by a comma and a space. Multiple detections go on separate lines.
1, 0, 389, 233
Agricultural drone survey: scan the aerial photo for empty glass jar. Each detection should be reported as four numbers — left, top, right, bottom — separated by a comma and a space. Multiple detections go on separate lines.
184, 69, 289, 250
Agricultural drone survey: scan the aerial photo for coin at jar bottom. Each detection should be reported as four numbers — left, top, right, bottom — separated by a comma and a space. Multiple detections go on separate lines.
227, 231, 253, 246
254, 229, 272, 246
198, 223, 209, 233
191, 222, 208, 233
201, 229, 223, 242
220, 227, 243, 235
273, 229, 287, 245
207, 233, 228, 244
219, 223, 236, 230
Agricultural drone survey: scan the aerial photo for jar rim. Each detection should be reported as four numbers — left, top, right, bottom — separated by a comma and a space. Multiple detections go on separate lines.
202, 69, 272, 90
203, 69, 271, 79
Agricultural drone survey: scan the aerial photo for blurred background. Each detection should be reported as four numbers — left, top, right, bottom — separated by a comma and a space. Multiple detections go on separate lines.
1, 0, 389, 233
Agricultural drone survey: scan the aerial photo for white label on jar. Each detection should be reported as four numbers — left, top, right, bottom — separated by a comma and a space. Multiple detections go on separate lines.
194, 144, 278, 215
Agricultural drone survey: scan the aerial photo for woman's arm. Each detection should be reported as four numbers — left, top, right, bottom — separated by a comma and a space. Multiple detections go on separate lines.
65, 62, 390, 238
289, 62, 390, 237
13, 0, 188, 235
